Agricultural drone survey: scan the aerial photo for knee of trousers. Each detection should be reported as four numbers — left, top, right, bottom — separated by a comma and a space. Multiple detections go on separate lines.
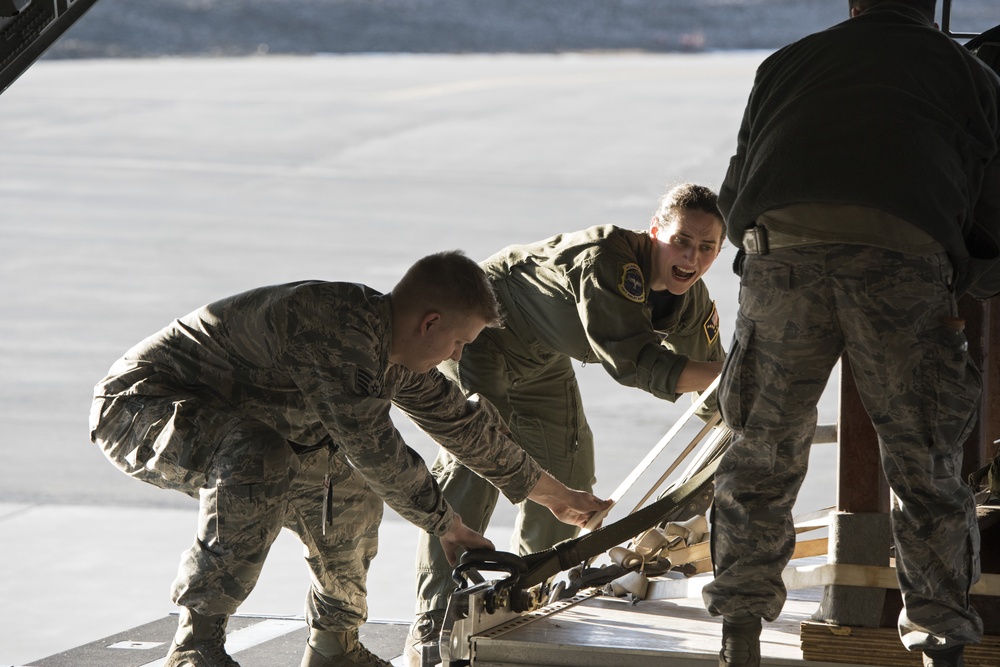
171, 486, 290, 615
171, 539, 259, 616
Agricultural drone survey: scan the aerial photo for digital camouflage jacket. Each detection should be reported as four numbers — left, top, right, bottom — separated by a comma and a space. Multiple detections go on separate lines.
92, 281, 543, 536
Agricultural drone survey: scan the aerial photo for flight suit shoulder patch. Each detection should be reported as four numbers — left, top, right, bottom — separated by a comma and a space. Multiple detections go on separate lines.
703, 301, 720, 345
618, 262, 645, 303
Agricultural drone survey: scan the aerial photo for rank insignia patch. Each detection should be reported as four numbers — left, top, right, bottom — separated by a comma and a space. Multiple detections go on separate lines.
355, 366, 383, 397
704, 301, 720, 345
618, 263, 645, 303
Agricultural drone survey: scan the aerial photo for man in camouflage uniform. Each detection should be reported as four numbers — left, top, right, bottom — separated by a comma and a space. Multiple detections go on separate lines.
408, 183, 728, 665
89, 251, 610, 667
701, 2, 1000, 667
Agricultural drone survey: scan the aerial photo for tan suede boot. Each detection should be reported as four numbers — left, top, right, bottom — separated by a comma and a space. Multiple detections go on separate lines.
164, 608, 240, 667
300, 630, 391, 667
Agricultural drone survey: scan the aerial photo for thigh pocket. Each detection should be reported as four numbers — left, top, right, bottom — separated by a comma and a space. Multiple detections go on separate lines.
921, 325, 982, 466
512, 415, 549, 467
718, 313, 756, 431
211, 483, 286, 549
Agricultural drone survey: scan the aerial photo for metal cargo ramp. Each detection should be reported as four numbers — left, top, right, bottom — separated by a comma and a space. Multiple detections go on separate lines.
461, 586, 868, 667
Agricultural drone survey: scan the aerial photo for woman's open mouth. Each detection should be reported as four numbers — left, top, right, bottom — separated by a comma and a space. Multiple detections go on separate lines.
672, 266, 695, 281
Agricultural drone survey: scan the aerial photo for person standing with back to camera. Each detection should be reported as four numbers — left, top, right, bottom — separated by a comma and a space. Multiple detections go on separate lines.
701, 2, 1000, 666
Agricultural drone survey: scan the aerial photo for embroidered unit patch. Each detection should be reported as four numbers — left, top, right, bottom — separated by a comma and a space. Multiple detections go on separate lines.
618, 263, 645, 303
703, 301, 720, 344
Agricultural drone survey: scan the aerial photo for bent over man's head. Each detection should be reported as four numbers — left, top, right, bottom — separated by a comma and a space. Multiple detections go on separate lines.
393, 250, 502, 326
389, 250, 501, 374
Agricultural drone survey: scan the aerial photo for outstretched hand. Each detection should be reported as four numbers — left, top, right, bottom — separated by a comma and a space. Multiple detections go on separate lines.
528, 472, 612, 529
439, 514, 494, 566
547, 488, 613, 528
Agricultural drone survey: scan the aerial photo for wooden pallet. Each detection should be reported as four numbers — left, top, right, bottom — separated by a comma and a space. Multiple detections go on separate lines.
800, 621, 1000, 667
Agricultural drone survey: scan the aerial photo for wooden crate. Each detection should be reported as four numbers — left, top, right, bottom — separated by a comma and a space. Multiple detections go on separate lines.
800, 621, 1000, 667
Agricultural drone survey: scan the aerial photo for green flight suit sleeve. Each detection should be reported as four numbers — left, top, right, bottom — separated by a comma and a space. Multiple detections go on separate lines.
656, 283, 726, 418
574, 253, 688, 401
658, 283, 726, 365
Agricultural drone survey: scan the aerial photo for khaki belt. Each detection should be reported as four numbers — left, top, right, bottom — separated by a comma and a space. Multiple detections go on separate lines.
742, 227, 823, 255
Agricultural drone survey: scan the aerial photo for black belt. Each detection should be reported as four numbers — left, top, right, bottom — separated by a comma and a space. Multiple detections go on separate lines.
742, 227, 823, 255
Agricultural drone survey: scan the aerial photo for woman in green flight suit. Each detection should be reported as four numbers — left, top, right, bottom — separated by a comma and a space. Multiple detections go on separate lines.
407, 182, 727, 666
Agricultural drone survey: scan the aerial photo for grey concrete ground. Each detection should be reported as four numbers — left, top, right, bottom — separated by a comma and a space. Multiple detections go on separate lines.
0, 52, 842, 666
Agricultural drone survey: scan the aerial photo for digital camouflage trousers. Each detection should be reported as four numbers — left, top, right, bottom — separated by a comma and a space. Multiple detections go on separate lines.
702, 244, 983, 651
90, 393, 381, 633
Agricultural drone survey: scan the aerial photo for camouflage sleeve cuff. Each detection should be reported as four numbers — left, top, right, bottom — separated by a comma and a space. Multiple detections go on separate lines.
497, 458, 543, 506
425, 500, 456, 537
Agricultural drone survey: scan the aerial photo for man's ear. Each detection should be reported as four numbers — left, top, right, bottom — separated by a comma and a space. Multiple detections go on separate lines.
649, 218, 661, 240
419, 311, 442, 335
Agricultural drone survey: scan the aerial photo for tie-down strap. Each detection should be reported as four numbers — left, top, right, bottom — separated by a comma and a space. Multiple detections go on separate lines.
455, 452, 722, 609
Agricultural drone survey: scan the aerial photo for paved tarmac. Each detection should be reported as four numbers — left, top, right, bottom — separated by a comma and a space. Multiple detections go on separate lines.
0, 52, 841, 666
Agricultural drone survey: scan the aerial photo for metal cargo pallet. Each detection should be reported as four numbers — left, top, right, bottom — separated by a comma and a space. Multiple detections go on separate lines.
459, 587, 874, 667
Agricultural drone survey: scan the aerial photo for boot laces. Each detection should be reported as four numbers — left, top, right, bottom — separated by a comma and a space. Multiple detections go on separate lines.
199, 623, 238, 666
169, 629, 239, 667
344, 641, 392, 667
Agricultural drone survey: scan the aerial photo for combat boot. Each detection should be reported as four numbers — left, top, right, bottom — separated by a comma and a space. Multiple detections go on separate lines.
164, 608, 240, 667
922, 645, 964, 667
300, 630, 391, 667
402, 609, 445, 667
719, 615, 761, 667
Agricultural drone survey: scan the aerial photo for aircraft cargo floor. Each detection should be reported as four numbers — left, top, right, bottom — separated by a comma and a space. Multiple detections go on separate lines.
25, 588, 881, 667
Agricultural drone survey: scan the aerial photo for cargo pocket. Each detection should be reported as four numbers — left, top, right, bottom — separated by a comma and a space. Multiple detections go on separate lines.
921, 323, 981, 474
718, 313, 755, 431
512, 415, 549, 469
213, 483, 284, 549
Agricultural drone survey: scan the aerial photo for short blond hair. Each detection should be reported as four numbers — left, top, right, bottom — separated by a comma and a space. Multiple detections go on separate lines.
392, 250, 502, 326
